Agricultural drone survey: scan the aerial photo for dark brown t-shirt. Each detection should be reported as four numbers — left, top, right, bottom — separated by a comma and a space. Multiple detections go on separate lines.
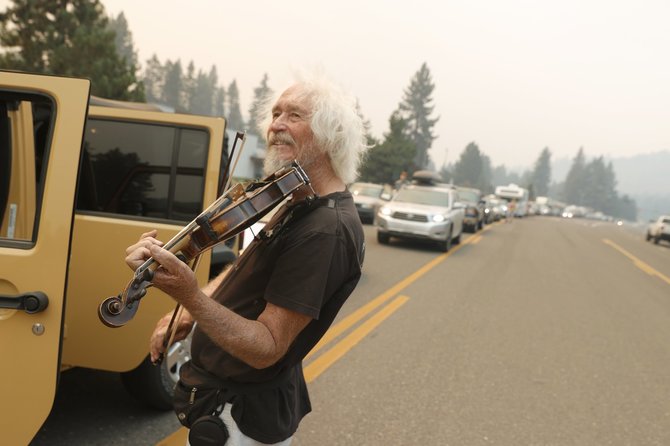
181, 190, 365, 442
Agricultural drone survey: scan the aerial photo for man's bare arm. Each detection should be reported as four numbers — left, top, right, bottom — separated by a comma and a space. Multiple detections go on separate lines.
146, 244, 312, 369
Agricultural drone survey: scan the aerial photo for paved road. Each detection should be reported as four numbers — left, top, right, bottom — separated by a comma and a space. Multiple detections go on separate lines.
31, 217, 670, 445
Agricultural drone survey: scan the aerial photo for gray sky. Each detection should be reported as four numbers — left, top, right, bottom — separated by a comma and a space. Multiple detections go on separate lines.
25, 0, 670, 169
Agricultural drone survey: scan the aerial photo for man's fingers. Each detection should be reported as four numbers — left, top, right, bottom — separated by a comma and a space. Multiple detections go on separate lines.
149, 244, 181, 273
141, 229, 158, 239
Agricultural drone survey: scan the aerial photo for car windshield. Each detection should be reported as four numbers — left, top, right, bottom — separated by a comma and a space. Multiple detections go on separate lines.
458, 190, 480, 203
351, 184, 382, 197
394, 188, 450, 207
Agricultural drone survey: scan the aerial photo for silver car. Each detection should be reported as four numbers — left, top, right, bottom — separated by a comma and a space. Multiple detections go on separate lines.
350, 182, 390, 224
376, 184, 465, 251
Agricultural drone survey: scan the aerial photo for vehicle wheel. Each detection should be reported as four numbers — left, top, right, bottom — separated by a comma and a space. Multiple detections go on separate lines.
377, 232, 390, 244
121, 329, 193, 410
438, 230, 452, 252
646, 232, 651, 241
452, 231, 461, 245
654, 236, 660, 245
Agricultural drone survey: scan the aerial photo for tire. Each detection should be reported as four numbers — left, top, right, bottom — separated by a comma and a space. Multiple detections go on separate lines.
646, 232, 651, 241
377, 232, 390, 244
654, 236, 660, 245
121, 330, 193, 410
438, 230, 452, 252
452, 231, 461, 245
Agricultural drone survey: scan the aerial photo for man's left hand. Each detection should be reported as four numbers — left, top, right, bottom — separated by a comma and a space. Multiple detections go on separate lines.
148, 245, 201, 304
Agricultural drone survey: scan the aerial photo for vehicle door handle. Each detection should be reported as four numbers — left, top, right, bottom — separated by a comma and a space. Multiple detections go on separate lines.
0, 292, 49, 314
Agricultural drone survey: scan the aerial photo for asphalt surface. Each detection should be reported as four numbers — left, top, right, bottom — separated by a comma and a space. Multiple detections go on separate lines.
30, 217, 670, 445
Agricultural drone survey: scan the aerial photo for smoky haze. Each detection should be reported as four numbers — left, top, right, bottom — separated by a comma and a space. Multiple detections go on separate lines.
2, 0, 666, 203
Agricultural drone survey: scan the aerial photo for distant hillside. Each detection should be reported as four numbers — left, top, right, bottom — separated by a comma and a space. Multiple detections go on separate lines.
551, 150, 670, 221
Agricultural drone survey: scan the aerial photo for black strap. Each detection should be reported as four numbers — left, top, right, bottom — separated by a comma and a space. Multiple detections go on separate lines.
185, 360, 295, 396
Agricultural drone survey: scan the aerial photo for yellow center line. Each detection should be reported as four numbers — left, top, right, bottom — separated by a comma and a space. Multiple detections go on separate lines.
155, 230, 490, 445
602, 238, 670, 286
304, 295, 410, 383
305, 233, 475, 360
470, 234, 483, 244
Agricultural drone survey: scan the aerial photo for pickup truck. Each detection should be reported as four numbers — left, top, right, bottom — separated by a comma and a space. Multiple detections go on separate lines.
646, 215, 670, 245
0, 71, 236, 445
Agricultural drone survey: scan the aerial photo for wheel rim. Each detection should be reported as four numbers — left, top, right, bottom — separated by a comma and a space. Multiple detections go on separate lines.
165, 331, 193, 385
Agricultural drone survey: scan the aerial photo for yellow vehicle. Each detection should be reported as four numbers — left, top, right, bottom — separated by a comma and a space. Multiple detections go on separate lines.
0, 71, 233, 445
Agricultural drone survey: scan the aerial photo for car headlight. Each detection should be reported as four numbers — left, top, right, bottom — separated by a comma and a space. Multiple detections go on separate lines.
432, 214, 446, 223
380, 206, 392, 216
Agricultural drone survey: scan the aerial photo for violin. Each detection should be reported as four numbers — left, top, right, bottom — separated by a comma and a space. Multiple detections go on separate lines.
98, 160, 314, 328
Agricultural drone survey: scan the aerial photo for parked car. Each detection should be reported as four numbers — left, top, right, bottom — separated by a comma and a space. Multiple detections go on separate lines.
646, 215, 670, 244
376, 182, 464, 252
483, 195, 505, 222
455, 186, 485, 232
350, 182, 390, 224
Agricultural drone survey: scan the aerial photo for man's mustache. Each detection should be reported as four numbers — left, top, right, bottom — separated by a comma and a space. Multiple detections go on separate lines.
268, 132, 296, 146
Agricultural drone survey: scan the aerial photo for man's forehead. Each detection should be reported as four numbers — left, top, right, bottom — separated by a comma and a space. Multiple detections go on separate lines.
273, 86, 311, 111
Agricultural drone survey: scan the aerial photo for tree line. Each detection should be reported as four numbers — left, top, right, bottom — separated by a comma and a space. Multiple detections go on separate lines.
0, 0, 637, 220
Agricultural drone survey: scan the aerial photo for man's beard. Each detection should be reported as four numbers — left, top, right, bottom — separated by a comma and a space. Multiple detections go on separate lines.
263, 132, 320, 175
263, 147, 291, 175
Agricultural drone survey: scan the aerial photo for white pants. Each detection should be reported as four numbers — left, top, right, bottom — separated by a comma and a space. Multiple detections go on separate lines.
186, 403, 293, 446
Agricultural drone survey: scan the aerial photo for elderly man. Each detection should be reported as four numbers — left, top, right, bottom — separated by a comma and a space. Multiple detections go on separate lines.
125, 74, 368, 445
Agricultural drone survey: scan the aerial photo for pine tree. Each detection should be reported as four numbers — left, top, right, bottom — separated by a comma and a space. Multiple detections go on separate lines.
226, 80, 245, 131
190, 68, 214, 115
107, 12, 137, 69
531, 147, 552, 196
247, 74, 273, 137
143, 54, 164, 104
358, 111, 415, 184
163, 59, 183, 111
214, 86, 225, 118
451, 142, 490, 191
182, 61, 196, 112
563, 147, 587, 205
0, 0, 144, 100
398, 62, 439, 169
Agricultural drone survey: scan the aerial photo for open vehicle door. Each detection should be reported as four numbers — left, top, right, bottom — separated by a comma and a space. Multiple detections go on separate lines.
0, 72, 90, 445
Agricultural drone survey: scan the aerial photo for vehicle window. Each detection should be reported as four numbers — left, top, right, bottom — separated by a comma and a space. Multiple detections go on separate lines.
77, 119, 208, 222
662, 219, 670, 224
394, 188, 450, 207
174, 128, 207, 219
351, 184, 382, 197
0, 93, 54, 244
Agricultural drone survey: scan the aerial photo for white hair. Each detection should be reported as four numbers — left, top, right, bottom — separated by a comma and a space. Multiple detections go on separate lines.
260, 72, 368, 184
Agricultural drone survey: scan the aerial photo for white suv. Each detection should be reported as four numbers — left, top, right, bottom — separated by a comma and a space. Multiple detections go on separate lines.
376, 183, 464, 252
646, 215, 670, 245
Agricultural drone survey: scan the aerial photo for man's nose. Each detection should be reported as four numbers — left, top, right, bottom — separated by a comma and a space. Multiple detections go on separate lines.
270, 113, 289, 131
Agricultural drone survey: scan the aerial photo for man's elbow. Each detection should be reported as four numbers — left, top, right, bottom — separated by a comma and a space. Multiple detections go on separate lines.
247, 352, 283, 370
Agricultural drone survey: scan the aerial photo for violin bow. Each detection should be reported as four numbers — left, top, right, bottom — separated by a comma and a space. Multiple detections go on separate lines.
155, 132, 247, 365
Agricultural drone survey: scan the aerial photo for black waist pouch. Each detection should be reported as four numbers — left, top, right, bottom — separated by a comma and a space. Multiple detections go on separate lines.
173, 366, 231, 446
173, 376, 225, 429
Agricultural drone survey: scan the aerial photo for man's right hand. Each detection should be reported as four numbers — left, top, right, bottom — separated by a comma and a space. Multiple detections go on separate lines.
150, 310, 194, 364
